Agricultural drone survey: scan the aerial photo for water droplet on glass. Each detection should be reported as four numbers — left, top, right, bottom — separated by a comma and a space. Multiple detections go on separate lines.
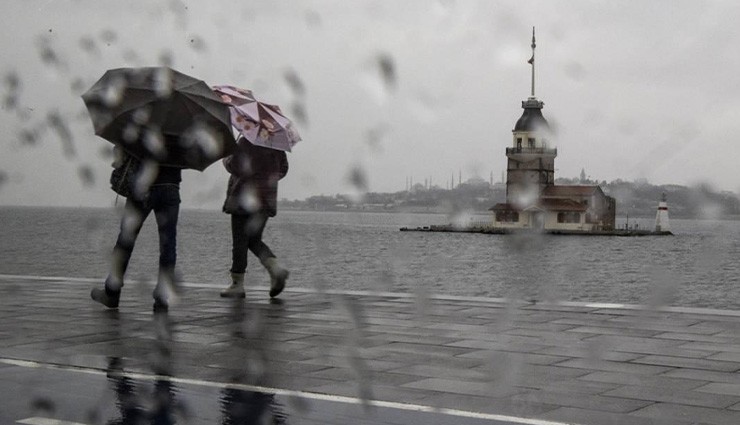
122, 49, 139, 63
283, 68, 306, 97
133, 161, 158, 198
182, 124, 222, 159
78, 165, 95, 187
70, 78, 85, 94
100, 29, 117, 44
304, 9, 322, 28
289, 101, 308, 126
364, 125, 388, 153
158, 50, 174, 67
153, 68, 174, 97
132, 107, 152, 125
361, 52, 397, 103
238, 186, 261, 213
142, 129, 165, 158
377, 52, 396, 92
36, 36, 61, 67
100, 75, 126, 107
346, 165, 369, 203
47, 111, 76, 157
79, 36, 99, 56
189, 36, 207, 52
19, 128, 38, 145
122, 123, 140, 143
3, 71, 20, 110
30, 397, 56, 414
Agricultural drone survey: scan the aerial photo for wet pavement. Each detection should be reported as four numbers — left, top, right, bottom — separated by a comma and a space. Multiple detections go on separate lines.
3, 275, 740, 424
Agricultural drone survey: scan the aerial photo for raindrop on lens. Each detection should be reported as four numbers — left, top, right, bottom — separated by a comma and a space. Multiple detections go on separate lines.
30, 397, 56, 414
142, 130, 165, 157
158, 50, 175, 67
132, 107, 151, 125
79, 36, 98, 55
122, 123, 140, 143
238, 187, 261, 213
377, 53, 397, 91
153, 68, 173, 97
101, 76, 126, 107
346, 165, 369, 204
189, 36, 206, 51
100, 29, 117, 44
283, 68, 306, 97
78, 165, 95, 187
184, 125, 221, 158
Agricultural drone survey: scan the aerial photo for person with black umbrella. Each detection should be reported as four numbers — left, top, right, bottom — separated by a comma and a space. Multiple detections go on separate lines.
91, 135, 183, 312
83, 67, 237, 311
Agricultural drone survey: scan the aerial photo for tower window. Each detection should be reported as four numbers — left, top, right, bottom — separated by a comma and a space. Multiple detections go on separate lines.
516, 138, 522, 149
528, 138, 535, 148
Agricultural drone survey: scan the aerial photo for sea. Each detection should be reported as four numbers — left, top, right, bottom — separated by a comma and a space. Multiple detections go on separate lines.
1, 206, 739, 310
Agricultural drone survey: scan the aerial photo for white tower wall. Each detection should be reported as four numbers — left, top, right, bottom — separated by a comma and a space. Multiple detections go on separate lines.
655, 197, 670, 232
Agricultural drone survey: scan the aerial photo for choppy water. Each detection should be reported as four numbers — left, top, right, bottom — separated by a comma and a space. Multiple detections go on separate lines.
1, 206, 739, 309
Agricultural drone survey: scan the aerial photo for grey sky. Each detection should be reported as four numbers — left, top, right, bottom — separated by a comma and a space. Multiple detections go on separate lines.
1, 0, 739, 208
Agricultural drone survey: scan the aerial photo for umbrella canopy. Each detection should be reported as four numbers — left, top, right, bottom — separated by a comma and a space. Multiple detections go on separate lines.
212, 85, 301, 152
82, 67, 237, 171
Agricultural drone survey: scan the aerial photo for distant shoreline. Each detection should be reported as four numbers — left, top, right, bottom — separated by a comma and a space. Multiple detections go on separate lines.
0, 205, 737, 221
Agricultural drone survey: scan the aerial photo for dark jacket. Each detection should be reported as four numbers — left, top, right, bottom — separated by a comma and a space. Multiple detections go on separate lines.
222, 138, 288, 217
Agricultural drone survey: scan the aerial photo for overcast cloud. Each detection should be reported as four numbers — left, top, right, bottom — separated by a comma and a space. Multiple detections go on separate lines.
1, 0, 739, 208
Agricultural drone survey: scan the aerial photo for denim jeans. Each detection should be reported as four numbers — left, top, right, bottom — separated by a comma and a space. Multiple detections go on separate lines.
108, 184, 180, 290
230, 213, 275, 274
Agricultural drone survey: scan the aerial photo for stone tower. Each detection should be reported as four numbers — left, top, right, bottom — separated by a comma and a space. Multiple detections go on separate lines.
505, 27, 557, 206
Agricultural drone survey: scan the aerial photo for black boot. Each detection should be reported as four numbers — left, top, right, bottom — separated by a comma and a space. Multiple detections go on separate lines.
91, 286, 120, 309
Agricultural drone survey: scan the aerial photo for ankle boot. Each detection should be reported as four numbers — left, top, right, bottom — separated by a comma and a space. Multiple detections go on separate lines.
91, 286, 120, 308
220, 272, 246, 298
263, 258, 289, 298
153, 268, 177, 312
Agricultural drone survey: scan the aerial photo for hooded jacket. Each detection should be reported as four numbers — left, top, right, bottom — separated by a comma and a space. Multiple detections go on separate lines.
222, 138, 288, 217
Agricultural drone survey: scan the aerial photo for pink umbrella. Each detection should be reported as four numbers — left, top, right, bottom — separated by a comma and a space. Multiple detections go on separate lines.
212, 85, 302, 152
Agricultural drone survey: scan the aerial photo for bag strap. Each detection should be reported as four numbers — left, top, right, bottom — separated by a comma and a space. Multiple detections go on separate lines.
114, 155, 134, 205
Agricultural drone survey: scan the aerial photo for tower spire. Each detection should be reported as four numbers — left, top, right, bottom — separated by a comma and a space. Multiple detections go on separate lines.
528, 26, 536, 98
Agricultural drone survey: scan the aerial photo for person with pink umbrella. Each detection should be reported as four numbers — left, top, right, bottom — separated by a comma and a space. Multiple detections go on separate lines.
213, 85, 301, 298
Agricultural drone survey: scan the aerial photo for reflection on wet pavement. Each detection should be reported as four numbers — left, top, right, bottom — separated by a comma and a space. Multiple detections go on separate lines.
0, 287, 526, 425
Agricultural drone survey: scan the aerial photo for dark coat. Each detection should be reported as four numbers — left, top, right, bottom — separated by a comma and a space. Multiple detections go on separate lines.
222, 138, 288, 217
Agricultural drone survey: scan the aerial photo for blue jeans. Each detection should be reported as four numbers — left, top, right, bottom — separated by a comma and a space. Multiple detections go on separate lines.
108, 184, 180, 290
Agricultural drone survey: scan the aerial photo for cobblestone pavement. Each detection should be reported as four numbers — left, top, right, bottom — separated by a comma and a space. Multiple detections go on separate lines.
3, 274, 740, 424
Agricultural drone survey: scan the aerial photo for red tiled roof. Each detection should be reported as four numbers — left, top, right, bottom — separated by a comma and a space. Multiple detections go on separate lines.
542, 185, 602, 197
490, 203, 520, 211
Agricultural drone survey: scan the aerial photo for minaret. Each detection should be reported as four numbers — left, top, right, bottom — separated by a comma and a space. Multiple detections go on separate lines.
505, 27, 557, 206
655, 193, 670, 232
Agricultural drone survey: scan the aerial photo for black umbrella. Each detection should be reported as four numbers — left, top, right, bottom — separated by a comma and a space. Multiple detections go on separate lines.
82, 67, 236, 171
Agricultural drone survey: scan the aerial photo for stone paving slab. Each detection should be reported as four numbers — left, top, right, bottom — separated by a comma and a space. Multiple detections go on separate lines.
4, 274, 740, 424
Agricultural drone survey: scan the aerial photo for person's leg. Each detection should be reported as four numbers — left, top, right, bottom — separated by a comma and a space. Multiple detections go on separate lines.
247, 214, 288, 298
92, 197, 150, 308
109, 199, 150, 289
221, 214, 249, 298
151, 185, 180, 310
245, 213, 273, 263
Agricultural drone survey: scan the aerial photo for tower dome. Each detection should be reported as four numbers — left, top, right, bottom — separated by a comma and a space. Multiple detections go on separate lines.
514, 98, 550, 132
